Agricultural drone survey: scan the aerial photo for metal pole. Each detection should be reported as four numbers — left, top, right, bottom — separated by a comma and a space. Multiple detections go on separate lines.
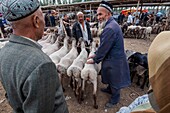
136, 0, 140, 16
90, 4, 91, 22
134, 0, 140, 25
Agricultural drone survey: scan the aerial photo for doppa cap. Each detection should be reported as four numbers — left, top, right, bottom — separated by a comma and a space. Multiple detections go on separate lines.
99, 1, 113, 13
0, 0, 40, 21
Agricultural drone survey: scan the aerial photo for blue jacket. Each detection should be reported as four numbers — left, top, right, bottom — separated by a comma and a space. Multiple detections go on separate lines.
93, 17, 131, 89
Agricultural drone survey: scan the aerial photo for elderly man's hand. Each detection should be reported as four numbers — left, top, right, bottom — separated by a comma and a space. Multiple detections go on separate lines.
88, 54, 96, 59
86, 59, 95, 64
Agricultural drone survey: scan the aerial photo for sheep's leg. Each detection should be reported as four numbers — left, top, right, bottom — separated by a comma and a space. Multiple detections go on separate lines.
60, 74, 65, 92
131, 71, 136, 83
79, 79, 82, 103
146, 79, 149, 88
77, 78, 82, 104
140, 70, 148, 89
140, 75, 147, 89
72, 76, 76, 92
136, 75, 141, 86
92, 80, 98, 109
69, 76, 73, 89
81, 79, 86, 101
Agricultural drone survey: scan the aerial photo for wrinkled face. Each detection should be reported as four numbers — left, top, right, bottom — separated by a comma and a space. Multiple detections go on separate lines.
35, 8, 45, 40
97, 7, 109, 24
77, 14, 84, 23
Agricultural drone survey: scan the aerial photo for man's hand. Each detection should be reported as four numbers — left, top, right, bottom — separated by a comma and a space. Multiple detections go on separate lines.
88, 54, 96, 59
86, 59, 95, 64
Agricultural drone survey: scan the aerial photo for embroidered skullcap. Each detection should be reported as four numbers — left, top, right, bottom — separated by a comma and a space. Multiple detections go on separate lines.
99, 1, 113, 13
0, 0, 40, 21
77, 11, 83, 16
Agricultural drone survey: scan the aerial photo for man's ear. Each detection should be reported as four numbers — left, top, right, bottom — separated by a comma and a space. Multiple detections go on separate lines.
33, 15, 40, 28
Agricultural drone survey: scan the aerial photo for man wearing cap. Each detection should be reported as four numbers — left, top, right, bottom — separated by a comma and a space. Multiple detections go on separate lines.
0, 0, 68, 113
87, 1, 131, 108
121, 31, 170, 113
72, 11, 93, 54
147, 31, 170, 113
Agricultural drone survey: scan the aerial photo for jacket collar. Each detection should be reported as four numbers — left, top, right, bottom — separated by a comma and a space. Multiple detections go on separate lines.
105, 16, 114, 26
9, 34, 42, 49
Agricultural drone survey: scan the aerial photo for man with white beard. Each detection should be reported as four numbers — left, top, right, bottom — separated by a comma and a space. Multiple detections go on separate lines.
87, 1, 131, 108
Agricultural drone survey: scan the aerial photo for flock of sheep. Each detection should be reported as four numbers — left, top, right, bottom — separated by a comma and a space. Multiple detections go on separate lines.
0, 26, 151, 109
38, 31, 101, 109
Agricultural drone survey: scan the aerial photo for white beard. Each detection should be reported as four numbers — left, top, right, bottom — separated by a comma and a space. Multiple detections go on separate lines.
98, 20, 106, 29
97, 20, 107, 37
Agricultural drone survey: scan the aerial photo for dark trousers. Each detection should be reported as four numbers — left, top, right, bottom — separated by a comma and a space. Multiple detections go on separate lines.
108, 86, 120, 104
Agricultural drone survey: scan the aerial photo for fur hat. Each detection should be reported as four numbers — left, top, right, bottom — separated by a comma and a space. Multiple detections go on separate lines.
0, 0, 40, 21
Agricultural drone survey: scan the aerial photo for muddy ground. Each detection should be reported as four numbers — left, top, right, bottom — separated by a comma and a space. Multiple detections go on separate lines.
0, 35, 157, 113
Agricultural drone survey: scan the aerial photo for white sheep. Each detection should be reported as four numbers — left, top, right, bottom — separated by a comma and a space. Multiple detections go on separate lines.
41, 34, 57, 49
141, 27, 152, 39
49, 37, 69, 64
42, 36, 63, 55
56, 38, 78, 90
67, 40, 88, 102
38, 33, 53, 45
81, 41, 101, 109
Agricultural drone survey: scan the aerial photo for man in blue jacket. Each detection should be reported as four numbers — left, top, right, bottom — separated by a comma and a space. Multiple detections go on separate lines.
87, 1, 131, 108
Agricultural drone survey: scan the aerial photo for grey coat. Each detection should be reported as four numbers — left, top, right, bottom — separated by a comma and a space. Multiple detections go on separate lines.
93, 17, 131, 89
0, 34, 68, 113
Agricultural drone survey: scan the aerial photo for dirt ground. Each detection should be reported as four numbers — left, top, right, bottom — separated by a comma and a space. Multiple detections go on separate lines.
0, 35, 157, 113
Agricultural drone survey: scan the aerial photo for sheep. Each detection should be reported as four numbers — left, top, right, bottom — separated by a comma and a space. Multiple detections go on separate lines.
38, 33, 53, 45
56, 38, 78, 90
80, 41, 101, 109
42, 35, 64, 55
67, 39, 88, 103
125, 49, 136, 60
41, 34, 57, 49
49, 37, 69, 64
141, 27, 152, 39
128, 52, 149, 89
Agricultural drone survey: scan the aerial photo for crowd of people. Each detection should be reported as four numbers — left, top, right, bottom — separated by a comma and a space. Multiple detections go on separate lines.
0, 0, 169, 113
117, 10, 167, 27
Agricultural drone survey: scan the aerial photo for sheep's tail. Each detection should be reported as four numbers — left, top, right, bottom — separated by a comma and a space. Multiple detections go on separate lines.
57, 64, 66, 75
67, 67, 73, 77
81, 69, 90, 80
72, 67, 81, 78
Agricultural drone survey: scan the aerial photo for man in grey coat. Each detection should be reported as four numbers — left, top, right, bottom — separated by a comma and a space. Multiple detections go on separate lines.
87, 1, 131, 108
0, 0, 68, 113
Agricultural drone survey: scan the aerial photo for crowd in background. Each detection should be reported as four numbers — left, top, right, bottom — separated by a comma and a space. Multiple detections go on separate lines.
117, 11, 167, 27
0, 8, 169, 39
